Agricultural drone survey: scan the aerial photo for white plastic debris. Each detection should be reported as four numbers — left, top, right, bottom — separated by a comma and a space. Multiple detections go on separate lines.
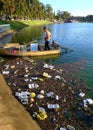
25, 70, 29, 73
15, 92, 21, 97
67, 124, 75, 130
78, 92, 85, 97
3, 64, 9, 69
17, 62, 19, 64
86, 98, 93, 105
24, 78, 30, 82
54, 75, 61, 80
60, 127, 67, 130
43, 63, 54, 70
21, 98, 29, 104
55, 95, 59, 100
46, 92, 54, 97
21, 91, 30, 95
15, 91, 30, 99
40, 90, 45, 94
31, 77, 38, 80
83, 103, 88, 108
59, 69, 63, 72
2, 71, 9, 74
28, 83, 39, 89
24, 74, 29, 78
37, 94, 44, 99
39, 107, 46, 112
47, 104, 60, 109
25, 67, 28, 70
43, 63, 49, 68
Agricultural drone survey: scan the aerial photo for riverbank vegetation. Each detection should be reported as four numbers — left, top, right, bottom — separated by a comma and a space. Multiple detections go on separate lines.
0, 20, 52, 31
0, 0, 93, 23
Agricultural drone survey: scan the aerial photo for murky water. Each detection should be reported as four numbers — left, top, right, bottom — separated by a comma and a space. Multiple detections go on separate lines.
0, 23, 93, 94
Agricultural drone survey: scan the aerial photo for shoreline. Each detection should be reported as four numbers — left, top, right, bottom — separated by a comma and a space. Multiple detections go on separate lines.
0, 20, 52, 40
0, 73, 41, 130
0, 30, 14, 39
0, 58, 93, 130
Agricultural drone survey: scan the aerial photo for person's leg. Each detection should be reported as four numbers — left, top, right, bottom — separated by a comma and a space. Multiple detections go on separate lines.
46, 41, 50, 50
44, 41, 47, 50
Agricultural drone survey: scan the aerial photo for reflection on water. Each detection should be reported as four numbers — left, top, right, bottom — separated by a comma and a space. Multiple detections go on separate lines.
11, 26, 44, 43
24, 54, 60, 63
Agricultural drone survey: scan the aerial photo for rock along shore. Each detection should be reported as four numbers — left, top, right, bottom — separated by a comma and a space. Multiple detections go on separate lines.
0, 58, 93, 130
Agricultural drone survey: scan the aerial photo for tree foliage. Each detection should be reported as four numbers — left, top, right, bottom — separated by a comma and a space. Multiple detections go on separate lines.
0, 0, 92, 22
0, 0, 54, 20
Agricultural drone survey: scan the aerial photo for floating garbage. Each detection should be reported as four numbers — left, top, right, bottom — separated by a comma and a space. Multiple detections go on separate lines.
31, 77, 38, 80
24, 78, 30, 82
2, 71, 9, 74
37, 94, 44, 99
54, 75, 61, 80
3, 64, 9, 69
59, 69, 63, 72
10, 65, 15, 69
78, 91, 85, 97
38, 78, 44, 81
83, 98, 93, 105
14, 70, 19, 74
47, 104, 60, 109
15, 91, 30, 105
30, 92, 36, 98
43, 63, 49, 68
39, 107, 46, 112
25, 67, 28, 70
24, 74, 29, 78
1, 58, 92, 130
25, 69, 29, 73
16, 62, 20, 65
36, 110, 47, 120
40, 90, 45, 94
67, 124, 75, 130
43, 72, 52, 78
55, 95, 59, 100
43, 63, 54, 70
21, 98, 29, 105
51, 116, 56, 123
28, 83, 39, 89
15, 91, 30, 99
60, 127, 67, 130
46, 91, 54, 97
30, 98, 34, 103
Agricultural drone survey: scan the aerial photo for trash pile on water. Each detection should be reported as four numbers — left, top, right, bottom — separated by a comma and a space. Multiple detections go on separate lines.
0, 58, 93, 130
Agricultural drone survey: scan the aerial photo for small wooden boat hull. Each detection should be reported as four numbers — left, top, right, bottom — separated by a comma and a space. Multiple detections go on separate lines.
0, 49, 61, 57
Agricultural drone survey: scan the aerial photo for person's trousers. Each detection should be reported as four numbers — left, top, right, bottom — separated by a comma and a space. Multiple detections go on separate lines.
45, 41, 50, 50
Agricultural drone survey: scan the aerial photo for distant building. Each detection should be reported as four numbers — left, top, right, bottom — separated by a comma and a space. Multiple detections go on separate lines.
64, 19, 78, 23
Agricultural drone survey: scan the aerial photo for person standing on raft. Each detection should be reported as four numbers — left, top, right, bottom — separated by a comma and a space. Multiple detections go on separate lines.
43, 26, 51, 50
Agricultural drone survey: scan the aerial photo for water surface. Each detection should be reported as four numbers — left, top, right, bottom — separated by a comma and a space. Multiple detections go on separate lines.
1, 23, 93, 95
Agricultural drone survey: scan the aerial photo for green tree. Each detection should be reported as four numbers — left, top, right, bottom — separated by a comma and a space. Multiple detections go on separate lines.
45, 4, 54, 20
56, 10, 63, 21
38, 3, 46, 20
0, 0, 4, 15
86, 15, 93, 22
62, 11, 71, 20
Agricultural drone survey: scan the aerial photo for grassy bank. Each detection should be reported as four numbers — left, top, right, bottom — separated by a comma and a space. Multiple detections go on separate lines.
0, 20, 52, 31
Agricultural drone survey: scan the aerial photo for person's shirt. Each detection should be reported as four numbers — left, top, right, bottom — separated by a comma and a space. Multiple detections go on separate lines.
44, 30, 51, 41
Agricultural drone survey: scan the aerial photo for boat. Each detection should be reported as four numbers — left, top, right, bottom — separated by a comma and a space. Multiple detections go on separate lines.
0, 42, 61, 57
